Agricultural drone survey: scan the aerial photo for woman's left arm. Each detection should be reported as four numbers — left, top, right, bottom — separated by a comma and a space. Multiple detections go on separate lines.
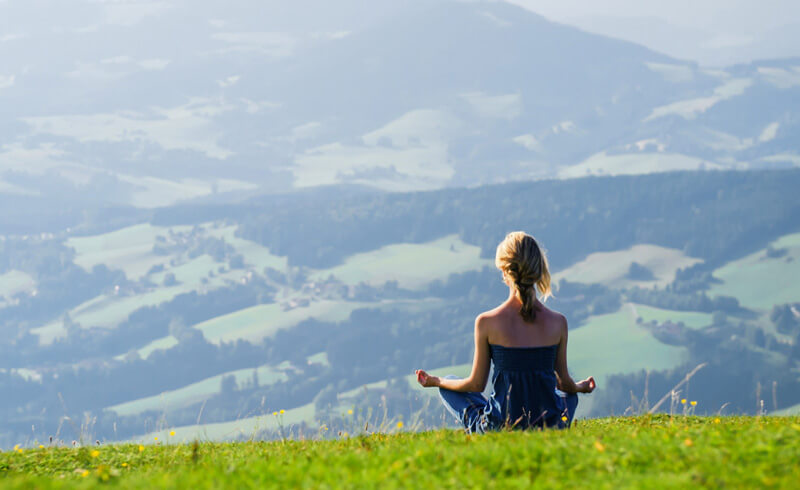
416, 315, 491, 392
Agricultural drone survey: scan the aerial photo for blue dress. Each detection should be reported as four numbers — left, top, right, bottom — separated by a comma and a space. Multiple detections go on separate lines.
438, 344, 578, 433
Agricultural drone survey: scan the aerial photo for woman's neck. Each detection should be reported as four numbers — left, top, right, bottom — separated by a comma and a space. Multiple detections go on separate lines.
506, 285, 539, 309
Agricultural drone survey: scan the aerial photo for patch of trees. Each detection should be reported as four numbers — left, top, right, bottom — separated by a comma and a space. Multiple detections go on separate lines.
771, 304, 800, 336
592, 318, 800, 416
150, 170, 800, 273
625, 287, 745, 314
626, 262, 655, 281
2, 279, 276, 368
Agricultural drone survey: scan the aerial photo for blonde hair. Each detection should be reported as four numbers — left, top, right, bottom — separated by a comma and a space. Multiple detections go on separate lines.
495, 231, 552, 322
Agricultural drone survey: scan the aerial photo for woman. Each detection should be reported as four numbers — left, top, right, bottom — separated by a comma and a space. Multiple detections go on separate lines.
415, 231, 595, 433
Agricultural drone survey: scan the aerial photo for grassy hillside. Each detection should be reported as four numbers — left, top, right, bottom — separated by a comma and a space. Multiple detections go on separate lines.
709, 232, 800, 310
2, 417, 798, 488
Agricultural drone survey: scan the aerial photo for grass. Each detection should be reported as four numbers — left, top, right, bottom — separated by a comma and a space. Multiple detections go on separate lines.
310, 235, 492, 290
0, 269, 35, 298
67, 224, 192, 281
553, 244, 702, 289
107, 364, 288, 418
2, 416, 798, 488
558, 151, 724, 179
709, 232, 800, 310
135, 403, 318, 442
194, 300, 370, 345
630, 303, 712, 329
568, 304, 688, 416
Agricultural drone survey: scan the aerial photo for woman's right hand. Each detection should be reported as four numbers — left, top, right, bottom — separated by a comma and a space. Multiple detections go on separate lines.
576, 377, 596, 393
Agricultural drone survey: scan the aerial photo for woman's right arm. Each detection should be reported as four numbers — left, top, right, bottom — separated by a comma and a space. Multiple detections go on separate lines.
554, 315, 596, 394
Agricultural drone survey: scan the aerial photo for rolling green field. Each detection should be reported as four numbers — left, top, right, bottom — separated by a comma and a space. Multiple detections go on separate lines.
193, 300, 371, 345
310, 235, 493, 290
558, 151, 724, 179
3, 417, 798, 488
554, 244, 702, 289
107, 363, 289, 418
630, 303, 712, 329
0, 270, 35, 308
67, 224, 193, 281
137, 402, 318, 442
709, 232, 800, 310
569, 304, 688, 385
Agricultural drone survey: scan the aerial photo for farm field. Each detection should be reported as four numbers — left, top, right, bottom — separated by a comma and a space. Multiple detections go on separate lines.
630, 303, 712, 329
557, 151, 724, 179
0, 270, 35, 308
709, 232, 800, 310
553, 244, 702, 289
193, 300, 372, 344
139, 402, 318, 443
310, 235, 493, 290
67, 224, 193, 281
108, 363, 289, 418
569, 304, 688, 386
3, 417, 798, 488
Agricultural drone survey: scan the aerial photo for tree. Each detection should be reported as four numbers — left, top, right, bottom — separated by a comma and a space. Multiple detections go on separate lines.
220, 375, 237, 396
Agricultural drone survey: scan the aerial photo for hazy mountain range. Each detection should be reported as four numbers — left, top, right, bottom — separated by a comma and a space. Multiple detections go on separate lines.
1, 0, 798, 213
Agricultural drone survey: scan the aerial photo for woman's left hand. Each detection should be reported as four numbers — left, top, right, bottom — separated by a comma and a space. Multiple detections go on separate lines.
415, 370, 440, 388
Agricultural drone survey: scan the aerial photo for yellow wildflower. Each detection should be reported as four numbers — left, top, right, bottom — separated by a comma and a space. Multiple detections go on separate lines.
39, 445, 44, 449
91, 450, 100, 458
122, 463, 128, 468
272, 411, 278, 416
138, 445, 145, 452
681, 399, 687, 404
81, 470, 90, 478
684, 438, 693, 447
593, 441, 605, 452
347, 409, 353, 415
561, 416, 568, 422
13, 444, 19, 451
396, 421, 404, 429
714, 418, 721, 424
690, 401, 697, 407
280, 409, 285, 415
169, 430, 176, 437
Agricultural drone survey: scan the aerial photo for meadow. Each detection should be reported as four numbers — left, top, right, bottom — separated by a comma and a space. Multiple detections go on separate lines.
2, 416, 798, 488
709, 232, 800, 311
554, 244, 702, 290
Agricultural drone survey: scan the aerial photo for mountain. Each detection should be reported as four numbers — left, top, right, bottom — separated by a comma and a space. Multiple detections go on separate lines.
1, 169, 799, 446
1, 0, 798, 226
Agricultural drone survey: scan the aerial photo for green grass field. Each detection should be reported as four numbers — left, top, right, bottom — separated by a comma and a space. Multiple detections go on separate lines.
0, 270, 35, 309
193, 300, 371, 345
558, 151, 725, 179
107, 364, 289, 418
67, 224, 193, 281
630, 303, 712, 329
709, 232, 800, 310
554, 244, 702, 290
137, 403, 318, 443
310, 235, 492, 290
2, 417, 798, 488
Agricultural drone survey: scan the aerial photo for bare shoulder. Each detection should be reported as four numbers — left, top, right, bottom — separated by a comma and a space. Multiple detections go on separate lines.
539, 304, 568, 330
475, 305, 505, 330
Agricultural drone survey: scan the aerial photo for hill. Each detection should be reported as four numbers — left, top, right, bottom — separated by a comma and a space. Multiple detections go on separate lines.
1, 169, 800, 446
1, 417, 798, 488
2, 0, 800, 233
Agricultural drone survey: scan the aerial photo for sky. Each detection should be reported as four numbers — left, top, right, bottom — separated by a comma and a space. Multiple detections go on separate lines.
508, 0, 800, 65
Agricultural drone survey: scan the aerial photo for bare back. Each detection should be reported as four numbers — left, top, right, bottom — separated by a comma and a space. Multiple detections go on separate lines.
481, 298, 565, 348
